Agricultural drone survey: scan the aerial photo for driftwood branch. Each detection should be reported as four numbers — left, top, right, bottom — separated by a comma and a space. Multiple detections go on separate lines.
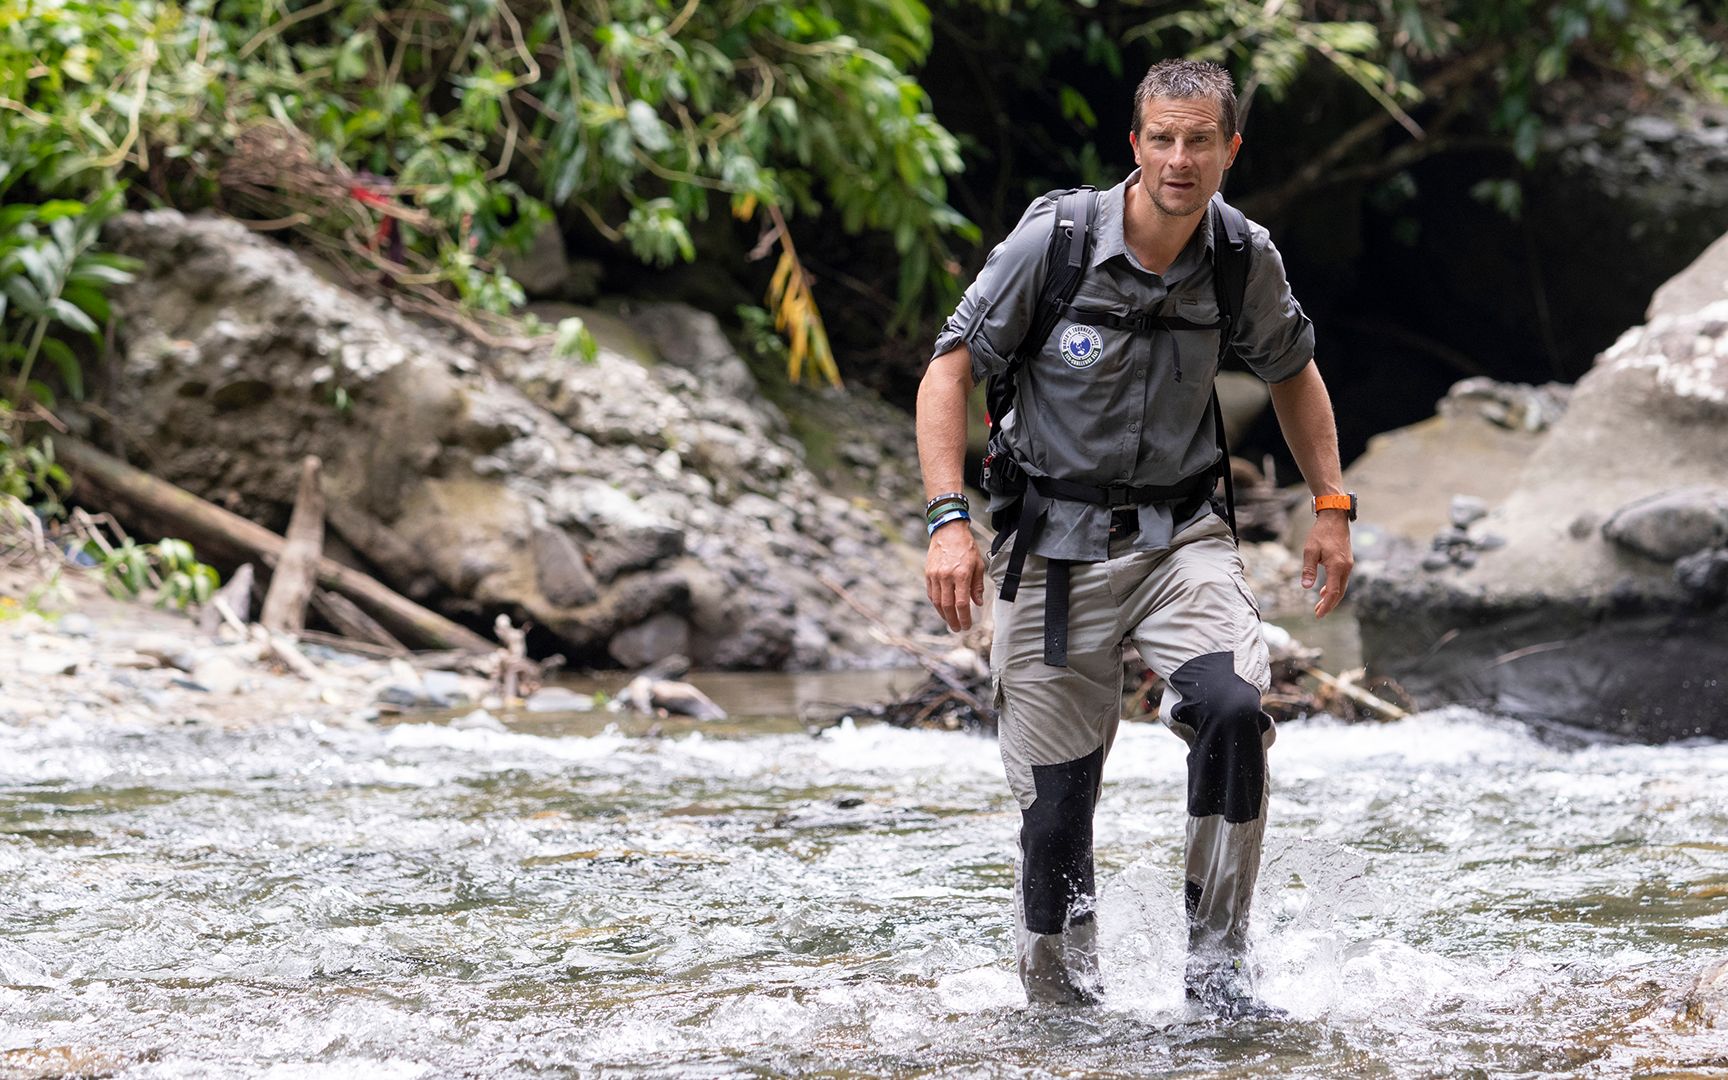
55, 437, 492, 653
310, 589, 408, 654
260, 455, 324, 635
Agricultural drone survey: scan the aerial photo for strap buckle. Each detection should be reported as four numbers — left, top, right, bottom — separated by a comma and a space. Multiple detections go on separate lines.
1105, 485, 1137, 509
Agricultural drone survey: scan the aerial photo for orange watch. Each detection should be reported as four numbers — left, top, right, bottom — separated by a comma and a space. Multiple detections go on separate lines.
1313, 493, 1357, 521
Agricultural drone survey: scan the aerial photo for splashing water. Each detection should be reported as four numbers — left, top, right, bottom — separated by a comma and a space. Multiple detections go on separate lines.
1, 701, 1725, 1077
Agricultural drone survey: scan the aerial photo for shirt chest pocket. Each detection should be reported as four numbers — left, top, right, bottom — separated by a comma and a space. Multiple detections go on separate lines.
1161, 296, 1225, 384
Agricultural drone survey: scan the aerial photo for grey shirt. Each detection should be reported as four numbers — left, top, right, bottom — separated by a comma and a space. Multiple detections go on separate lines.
931, 169, 1315, 561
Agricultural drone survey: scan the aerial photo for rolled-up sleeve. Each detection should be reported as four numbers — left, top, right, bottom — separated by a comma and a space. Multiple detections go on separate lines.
930, 196, 1056, 384
1235, 226, 1315, 384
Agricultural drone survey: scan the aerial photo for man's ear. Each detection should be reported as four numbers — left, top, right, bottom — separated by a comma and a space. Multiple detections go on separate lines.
1128, 129, 1140, 165
1224, 132, 1242, 169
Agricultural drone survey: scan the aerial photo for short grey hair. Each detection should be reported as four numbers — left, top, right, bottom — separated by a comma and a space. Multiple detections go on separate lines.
1131, 59, 1238, 137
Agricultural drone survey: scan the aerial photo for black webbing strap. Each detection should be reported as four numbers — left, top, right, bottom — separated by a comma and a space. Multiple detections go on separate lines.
1061, 307, 1227, 334
995, 189, 1097, 420
1210, 386, 1237, 540
1044, 558, 1071, 666
1209, 194, 1251, 547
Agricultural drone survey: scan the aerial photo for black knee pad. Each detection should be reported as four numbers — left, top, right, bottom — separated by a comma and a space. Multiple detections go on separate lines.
1169, 651, 1271, 824
1020, 744, 1104, 935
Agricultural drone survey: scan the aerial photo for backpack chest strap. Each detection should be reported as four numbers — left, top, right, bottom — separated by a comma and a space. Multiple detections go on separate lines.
1062, 306, 1230, 335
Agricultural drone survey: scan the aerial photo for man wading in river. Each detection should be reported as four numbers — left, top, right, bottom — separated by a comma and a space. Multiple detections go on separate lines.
915, 59, 1354, 1017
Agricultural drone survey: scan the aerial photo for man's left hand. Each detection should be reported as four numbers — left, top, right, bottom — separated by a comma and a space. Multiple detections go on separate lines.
1301, 513, 1354, 618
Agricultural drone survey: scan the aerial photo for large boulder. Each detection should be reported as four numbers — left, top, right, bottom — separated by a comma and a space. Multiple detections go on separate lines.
95, 210, 931, 670
1294, 378, 1568, 570
1355, 247, 1728, 739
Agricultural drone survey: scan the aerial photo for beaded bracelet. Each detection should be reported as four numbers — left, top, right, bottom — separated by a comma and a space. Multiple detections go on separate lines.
924, 491, 968, 514
927, 509, 970, 536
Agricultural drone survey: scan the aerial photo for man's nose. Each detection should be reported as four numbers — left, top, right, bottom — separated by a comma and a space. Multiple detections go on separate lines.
1169, 139, 1193, 169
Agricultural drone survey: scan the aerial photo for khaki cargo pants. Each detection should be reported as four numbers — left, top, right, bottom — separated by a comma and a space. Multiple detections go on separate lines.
988, 511, 1275, 1005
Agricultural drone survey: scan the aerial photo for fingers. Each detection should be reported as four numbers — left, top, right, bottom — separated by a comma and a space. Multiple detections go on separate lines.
1311, 549, 1354, 619
1300, 540, 1319, 591
926, 536, 985, 632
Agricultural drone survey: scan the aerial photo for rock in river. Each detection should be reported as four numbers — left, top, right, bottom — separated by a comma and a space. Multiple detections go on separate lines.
1355, 239, 1728, 741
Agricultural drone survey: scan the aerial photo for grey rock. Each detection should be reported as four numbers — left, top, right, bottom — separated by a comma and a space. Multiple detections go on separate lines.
1626, 115, 1683, 144
420, 669, 472, 708
21, 652, 80, 677
589, 524, 685, 584
1449, 495, 1489, 529
630, 301, 760, 404
374, 682, 424, 709
56, 613, 95, 638
533, 526, 599, 608
1649, 229, 1728, 321
524, 687, 597, 713
126, 633, 198, 672
1297, 376, 1563, 554
1675, 549, 1728, 604
190, 655, 247, 696
1357, 279, 1728, 741
608, 612, 691, 669
1601, 487, 1728, 563
702, 606, 796, 670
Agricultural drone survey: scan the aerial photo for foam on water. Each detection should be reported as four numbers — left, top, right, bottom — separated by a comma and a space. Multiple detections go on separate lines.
1, 704, 1725, 1076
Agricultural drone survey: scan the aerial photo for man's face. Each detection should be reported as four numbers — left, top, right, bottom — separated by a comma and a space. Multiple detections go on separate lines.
1130, 96, 1241, 219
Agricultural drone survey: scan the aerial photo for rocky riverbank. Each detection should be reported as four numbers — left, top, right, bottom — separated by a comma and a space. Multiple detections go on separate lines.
0, 564, 518, 736
78, 210, 937, 673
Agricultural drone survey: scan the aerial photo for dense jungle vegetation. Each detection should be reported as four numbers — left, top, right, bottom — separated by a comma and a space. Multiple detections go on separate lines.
1, 0, 1725, 500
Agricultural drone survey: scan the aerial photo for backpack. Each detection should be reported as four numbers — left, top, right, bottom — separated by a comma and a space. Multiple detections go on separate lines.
982, 187, 1253, 537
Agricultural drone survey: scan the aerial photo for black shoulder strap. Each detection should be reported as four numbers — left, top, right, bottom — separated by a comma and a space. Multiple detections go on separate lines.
1209, 192, 1251, 349
987, 187, 1097, 427
1208, 193, 1252, 544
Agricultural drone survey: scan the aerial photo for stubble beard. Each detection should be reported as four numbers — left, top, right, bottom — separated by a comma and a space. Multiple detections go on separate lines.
1144, 176, 1207, 220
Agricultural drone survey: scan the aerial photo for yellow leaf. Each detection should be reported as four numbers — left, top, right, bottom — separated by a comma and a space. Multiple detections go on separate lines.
733, 193, 759, 221
767, 250, 793, 308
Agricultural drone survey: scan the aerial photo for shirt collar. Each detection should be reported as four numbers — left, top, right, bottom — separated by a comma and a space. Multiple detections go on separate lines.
1094, 168, 1217, 272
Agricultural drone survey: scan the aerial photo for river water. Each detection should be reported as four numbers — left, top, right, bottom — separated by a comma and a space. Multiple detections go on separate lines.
2, 688, 1726, 1077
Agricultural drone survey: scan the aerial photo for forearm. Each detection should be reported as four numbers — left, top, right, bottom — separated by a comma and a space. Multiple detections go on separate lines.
1267, 360, 1345, 496
916, 346, 973, 499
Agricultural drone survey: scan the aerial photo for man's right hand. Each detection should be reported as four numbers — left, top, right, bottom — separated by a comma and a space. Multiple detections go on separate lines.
925, 521, 987, 632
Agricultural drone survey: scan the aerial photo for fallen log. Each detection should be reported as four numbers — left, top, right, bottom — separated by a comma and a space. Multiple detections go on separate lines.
55, 437, 492, 653
260, 456, 323, 635
310, 589, 408, 654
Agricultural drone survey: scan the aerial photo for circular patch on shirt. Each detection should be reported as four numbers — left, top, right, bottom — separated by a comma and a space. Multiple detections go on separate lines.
1058, 324, 1104, 369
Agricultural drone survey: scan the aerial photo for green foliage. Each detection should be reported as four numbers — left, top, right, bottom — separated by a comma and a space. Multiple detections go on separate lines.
86, 533, 219, 609
548, 0, 974, 348
0, 190, 138, 407
925, 0, 1724, 242
0, 416, 69, 518
552, 316, 599, 364
1130, 0, 1726, 165
0, 0, 972, 379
